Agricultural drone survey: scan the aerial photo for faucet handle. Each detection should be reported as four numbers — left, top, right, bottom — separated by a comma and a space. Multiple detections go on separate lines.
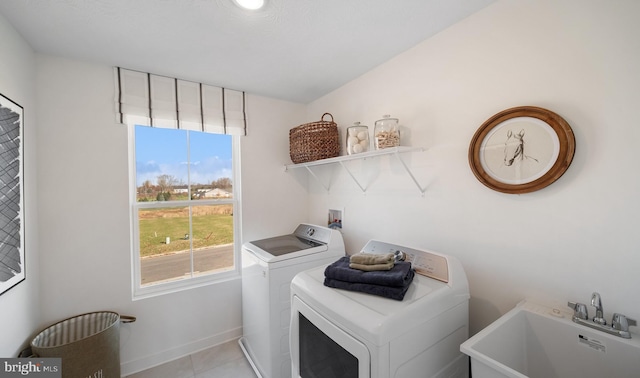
568, 301, 589, 320
612, 313, 637, 332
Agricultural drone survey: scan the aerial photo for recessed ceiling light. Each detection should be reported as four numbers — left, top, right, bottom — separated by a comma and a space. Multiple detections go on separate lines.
233, 0, 265, 10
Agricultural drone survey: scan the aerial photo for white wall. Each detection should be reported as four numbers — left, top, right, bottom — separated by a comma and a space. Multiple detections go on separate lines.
306, 0, 640, 334
34, 55, 307, 374
241, 96, 309, 241
4, 0, 639, 370
0, 13, 41, 357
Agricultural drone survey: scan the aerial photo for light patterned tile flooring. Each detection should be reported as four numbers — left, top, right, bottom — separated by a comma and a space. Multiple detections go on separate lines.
125, 339, 256, 378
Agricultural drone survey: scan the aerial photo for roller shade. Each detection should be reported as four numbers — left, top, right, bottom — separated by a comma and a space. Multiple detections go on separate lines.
114, 67, 247, 135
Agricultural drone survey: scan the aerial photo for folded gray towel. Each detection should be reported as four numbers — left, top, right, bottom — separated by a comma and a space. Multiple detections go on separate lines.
350, 253, 395, 265
324, 277, 412, 301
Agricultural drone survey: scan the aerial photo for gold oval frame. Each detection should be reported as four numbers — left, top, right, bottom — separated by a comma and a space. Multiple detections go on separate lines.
469, 106, 575, 194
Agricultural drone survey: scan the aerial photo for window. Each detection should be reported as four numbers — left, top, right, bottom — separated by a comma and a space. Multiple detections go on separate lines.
129, 125, 240, 298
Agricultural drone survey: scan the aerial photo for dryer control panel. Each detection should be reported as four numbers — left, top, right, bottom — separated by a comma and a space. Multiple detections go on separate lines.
360, 240, 449, 283
293, 223, 332, 244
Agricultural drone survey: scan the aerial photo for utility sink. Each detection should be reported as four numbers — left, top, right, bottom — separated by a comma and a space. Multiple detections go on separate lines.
461, 300, 640, 378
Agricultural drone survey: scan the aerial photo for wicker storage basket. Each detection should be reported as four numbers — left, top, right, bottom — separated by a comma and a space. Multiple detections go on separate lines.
289, 113, 340, 163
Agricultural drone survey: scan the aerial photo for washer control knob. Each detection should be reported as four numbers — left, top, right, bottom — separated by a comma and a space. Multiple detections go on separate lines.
307, 228, 315, 237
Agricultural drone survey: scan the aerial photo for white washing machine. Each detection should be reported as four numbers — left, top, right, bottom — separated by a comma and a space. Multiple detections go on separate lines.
240, 223, 345, 378
290, 240, 470, 378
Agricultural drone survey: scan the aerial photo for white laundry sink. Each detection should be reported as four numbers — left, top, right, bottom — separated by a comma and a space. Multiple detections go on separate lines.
461, 300, 640, 378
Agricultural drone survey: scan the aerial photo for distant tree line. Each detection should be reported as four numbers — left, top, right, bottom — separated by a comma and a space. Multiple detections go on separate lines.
137, 175, 233, 202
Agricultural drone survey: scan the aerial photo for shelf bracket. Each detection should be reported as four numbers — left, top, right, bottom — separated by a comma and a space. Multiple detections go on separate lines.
304, 165, 331, 192
338, 160, 367, 193
393, 150, 427, 196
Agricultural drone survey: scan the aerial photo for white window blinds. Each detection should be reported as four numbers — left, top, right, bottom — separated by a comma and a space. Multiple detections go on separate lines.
114, 67, 247, 135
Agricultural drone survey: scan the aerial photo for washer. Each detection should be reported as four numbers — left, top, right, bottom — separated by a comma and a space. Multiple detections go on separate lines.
240, 223, 345, 378
290, 240, 470, 378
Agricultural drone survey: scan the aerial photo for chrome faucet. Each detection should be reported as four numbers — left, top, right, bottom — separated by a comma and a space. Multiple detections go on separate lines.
567, 301, 588, 320
612, 313, 637, 333
591, 292, 606, 325
568, 292, 637, 339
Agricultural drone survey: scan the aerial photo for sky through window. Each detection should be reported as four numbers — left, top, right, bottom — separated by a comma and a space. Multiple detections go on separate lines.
135, 125, 232, 187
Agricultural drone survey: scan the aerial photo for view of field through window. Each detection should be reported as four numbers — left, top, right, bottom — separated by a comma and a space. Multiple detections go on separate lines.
134, 126, 235, 286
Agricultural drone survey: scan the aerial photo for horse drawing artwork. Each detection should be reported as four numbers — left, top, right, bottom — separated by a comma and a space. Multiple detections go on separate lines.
504, 129, 539, 166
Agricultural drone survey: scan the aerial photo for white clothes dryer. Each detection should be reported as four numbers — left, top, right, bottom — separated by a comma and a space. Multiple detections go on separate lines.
290, 240, 470, 378
240, 224, 345, 378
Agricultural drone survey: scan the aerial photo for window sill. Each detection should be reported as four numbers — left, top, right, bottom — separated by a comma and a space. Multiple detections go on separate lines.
132, 270, 240, 301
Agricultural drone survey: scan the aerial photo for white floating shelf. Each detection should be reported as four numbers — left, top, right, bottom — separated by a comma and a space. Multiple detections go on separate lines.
285, 146, 427, 195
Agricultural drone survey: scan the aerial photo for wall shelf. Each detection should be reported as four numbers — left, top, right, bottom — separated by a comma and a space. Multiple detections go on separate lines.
285, 146, 427, 195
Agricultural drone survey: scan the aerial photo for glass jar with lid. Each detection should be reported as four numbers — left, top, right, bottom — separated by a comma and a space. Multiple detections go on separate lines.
346, 122, 370, 155
374, 114, 400, 149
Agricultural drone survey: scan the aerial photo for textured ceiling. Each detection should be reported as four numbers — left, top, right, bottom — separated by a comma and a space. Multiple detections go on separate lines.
0, 0, 495, 103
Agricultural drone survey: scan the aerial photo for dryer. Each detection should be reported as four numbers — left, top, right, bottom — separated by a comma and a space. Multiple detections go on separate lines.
290, 240, 470, 378
240, 223, 345, 378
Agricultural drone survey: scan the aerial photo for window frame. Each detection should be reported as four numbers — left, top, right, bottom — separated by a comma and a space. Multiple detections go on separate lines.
127, 124, 242, 300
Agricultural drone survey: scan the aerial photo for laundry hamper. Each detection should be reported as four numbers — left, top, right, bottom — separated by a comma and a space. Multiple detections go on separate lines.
31, 311, 136, 378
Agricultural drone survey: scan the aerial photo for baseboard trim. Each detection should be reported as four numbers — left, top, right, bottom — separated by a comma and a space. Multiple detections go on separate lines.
120, 327, 243, 376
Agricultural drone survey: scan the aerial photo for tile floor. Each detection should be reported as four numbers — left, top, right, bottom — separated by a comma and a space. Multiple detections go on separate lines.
124, 338, 256, 378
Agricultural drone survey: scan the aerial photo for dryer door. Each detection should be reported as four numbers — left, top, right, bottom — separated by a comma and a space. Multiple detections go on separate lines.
290, 296, 370, 378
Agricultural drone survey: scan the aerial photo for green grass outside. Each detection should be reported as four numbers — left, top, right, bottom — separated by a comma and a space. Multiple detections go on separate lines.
138, 208, 233, 257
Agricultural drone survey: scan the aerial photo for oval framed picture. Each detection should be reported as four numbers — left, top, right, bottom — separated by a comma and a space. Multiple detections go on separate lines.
469, 106, 575, 194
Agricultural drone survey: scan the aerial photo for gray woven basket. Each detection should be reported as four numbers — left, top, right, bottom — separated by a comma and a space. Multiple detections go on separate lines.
31, 311, 135, 378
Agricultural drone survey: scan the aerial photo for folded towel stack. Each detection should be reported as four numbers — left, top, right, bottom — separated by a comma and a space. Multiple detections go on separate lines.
324, 256, 415, 301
